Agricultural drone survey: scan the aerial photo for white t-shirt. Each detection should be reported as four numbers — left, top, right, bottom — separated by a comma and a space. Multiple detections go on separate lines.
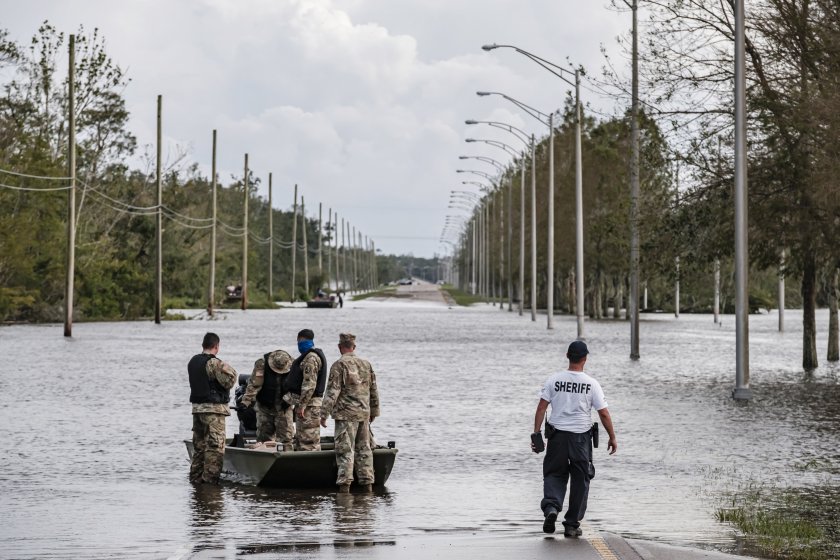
539, 370, 608, 434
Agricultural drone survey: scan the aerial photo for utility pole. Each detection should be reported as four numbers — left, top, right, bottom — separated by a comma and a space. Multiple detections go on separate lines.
733, 0, 751, 400
334, 213, 340, 292
499, 188, 504, 311
714, 259, 721, 324
341, 217, 347, 292
291, 184, 298, 303
268, 172, 273, 304
629, 0, 641, 357
241, 153, 249, 311
352, 225, 359, 292
64, 35, 76, 337
155, 94, 163, 324
208, 130, 217, 317
327, 208, 333, 290
318, 202, 323, 279
547, 112, 555, 329
507, 172, 513, 312
302, 196, 309, 297
675, 162, 680, 319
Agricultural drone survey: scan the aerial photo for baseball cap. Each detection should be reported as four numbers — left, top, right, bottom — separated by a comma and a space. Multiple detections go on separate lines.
567, 340, 589, 359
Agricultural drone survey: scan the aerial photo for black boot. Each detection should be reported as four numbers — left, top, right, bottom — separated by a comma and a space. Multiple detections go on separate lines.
543, 508, 558, 534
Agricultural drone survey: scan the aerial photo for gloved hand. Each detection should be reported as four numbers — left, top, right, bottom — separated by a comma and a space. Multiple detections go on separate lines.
530, 431, 545, 453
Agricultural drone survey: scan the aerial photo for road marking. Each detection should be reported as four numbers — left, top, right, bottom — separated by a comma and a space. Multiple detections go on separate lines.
589, 534, 620, 560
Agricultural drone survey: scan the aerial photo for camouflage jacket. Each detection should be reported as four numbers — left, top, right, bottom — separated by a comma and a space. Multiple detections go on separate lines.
320, 352, 380, 421
241, 350, 291, 408
192, 356, 237, 415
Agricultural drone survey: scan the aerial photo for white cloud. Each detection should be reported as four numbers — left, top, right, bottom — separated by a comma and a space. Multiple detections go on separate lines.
1, 0, 628, 256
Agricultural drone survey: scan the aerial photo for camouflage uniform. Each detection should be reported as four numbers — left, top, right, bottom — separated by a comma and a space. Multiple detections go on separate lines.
191, 357, 237, 484
284, 352, 324, 451
240, 350, 294, 448
321, 334, 380, 486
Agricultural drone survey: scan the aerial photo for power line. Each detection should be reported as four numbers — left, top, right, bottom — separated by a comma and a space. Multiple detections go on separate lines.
0, 167, 72, 181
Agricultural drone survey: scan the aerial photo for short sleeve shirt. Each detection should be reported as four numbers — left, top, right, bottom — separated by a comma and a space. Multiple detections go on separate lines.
539, 370, 608, 434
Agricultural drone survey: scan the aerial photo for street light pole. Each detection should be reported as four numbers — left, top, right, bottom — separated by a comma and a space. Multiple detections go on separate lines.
733, 0, 751, 400
574, 70, 585, 338
629, 0, 641, 356
530, 134, 537, 322
548, 112, 555, 330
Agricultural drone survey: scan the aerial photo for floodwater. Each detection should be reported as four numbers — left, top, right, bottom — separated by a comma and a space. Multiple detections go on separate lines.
1, 293, 839, 559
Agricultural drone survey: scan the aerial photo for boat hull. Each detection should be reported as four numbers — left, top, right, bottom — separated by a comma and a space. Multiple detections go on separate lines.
306, 300, 337, 308
184, 439, 397, 488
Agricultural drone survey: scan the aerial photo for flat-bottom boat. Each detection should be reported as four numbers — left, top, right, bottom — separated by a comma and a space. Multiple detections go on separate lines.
184, 435, 398, 488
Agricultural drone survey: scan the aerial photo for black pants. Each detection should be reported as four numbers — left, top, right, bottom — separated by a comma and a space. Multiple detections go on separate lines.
540, 429, 592, 529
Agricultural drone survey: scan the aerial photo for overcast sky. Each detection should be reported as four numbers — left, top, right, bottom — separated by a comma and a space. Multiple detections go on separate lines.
3, 0, 630, 257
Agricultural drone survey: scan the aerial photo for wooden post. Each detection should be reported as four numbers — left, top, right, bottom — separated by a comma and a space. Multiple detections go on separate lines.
268, 172, 273, 304
64, 35, 76, 337
327, 208, 333, 290
155, 94, 163, 324
302, 196, 309, 297
291, 184, 298, 302
241, 154, 249, 310
318, 202, 323, 279
208, 130, 217, 316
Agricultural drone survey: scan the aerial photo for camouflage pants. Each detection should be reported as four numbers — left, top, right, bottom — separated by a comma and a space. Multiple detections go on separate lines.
293, 405, 322, 451
255, 403, 294, 446
334, 419, 373, 486
190, 413, 226, 484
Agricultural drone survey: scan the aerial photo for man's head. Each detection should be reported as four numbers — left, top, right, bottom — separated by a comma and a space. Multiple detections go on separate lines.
338, 332, 356, 354
566, 340, 589, 366
297, 328, 315, 342
202, 332, 220, 354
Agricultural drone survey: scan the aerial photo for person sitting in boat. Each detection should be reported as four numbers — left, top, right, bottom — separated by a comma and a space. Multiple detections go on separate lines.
316, 288, 327, 299
240, 349, 295, 451
233, 374, 257, 435
282, 329, 327, 451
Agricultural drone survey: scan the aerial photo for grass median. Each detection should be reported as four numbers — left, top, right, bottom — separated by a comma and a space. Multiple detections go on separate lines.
441, 284, 484, 306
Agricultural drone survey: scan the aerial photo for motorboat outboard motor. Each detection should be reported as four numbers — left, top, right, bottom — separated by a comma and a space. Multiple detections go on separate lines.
234, 373, 257, 436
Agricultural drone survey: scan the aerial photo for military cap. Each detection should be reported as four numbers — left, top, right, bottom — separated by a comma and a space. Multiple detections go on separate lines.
267, 349, 293, 373
339, 333, 356, 346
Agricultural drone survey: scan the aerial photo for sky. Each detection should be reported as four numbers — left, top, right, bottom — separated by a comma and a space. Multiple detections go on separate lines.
2, 0, 630, 257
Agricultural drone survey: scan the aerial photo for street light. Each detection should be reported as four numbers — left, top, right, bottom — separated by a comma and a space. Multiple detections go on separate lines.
481, 45, 585, 336
478, 91, 551, 325
467, 120, 531, 318
459, 155, 507, 173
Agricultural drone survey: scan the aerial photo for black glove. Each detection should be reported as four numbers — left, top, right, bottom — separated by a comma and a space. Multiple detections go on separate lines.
531, 431, 545, 453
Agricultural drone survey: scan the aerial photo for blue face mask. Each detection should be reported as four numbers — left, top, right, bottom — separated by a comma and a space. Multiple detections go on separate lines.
298, 339, 314, 354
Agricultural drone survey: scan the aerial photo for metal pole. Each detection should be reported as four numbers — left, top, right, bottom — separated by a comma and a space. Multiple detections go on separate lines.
209, 130, 217, 317
507, 172, 513, 311
268, 172, 273, 303
352, 225, 358, 292
675, 162, 680, 319
155, 94, 163, 324
530, 135, 537, 322
471, 217, 477, 294
714, 259, 721, 324
342, 218, 348, 292
574, 74, 585, 339
64, 35, 76, 337
733, 0, 751, 400
629, 1, 640, 356
334, 213, 340, 292
499, 188, 504, 310
779, 249, 785, 331
291, 184, 298, 303
302, 196, 309, 297
519, 159, 525, 316
548, 113, 555, 329
241, 153, 248, 311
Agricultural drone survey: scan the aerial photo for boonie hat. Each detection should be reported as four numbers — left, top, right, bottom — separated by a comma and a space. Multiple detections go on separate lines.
567, 340, 589, 359
268, 349, 293, 373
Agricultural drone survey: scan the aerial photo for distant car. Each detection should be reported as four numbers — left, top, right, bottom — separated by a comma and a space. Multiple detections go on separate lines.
398, 278, 412, 285
436, 280, 444, 285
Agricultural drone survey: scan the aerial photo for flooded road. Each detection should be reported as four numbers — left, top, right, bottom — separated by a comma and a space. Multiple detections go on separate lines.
1, 294, 839, 559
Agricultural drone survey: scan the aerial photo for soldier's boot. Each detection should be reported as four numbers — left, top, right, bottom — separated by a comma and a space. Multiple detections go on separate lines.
338, 484, 351, 494
359, 483, 373, 493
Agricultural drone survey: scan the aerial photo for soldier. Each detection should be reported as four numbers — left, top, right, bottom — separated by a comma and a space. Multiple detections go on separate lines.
239, 348, 294, 449
282, 328, 327, 450
188, 332, 237, 484
531, 341, 617, 537
320, 332, 380, 493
